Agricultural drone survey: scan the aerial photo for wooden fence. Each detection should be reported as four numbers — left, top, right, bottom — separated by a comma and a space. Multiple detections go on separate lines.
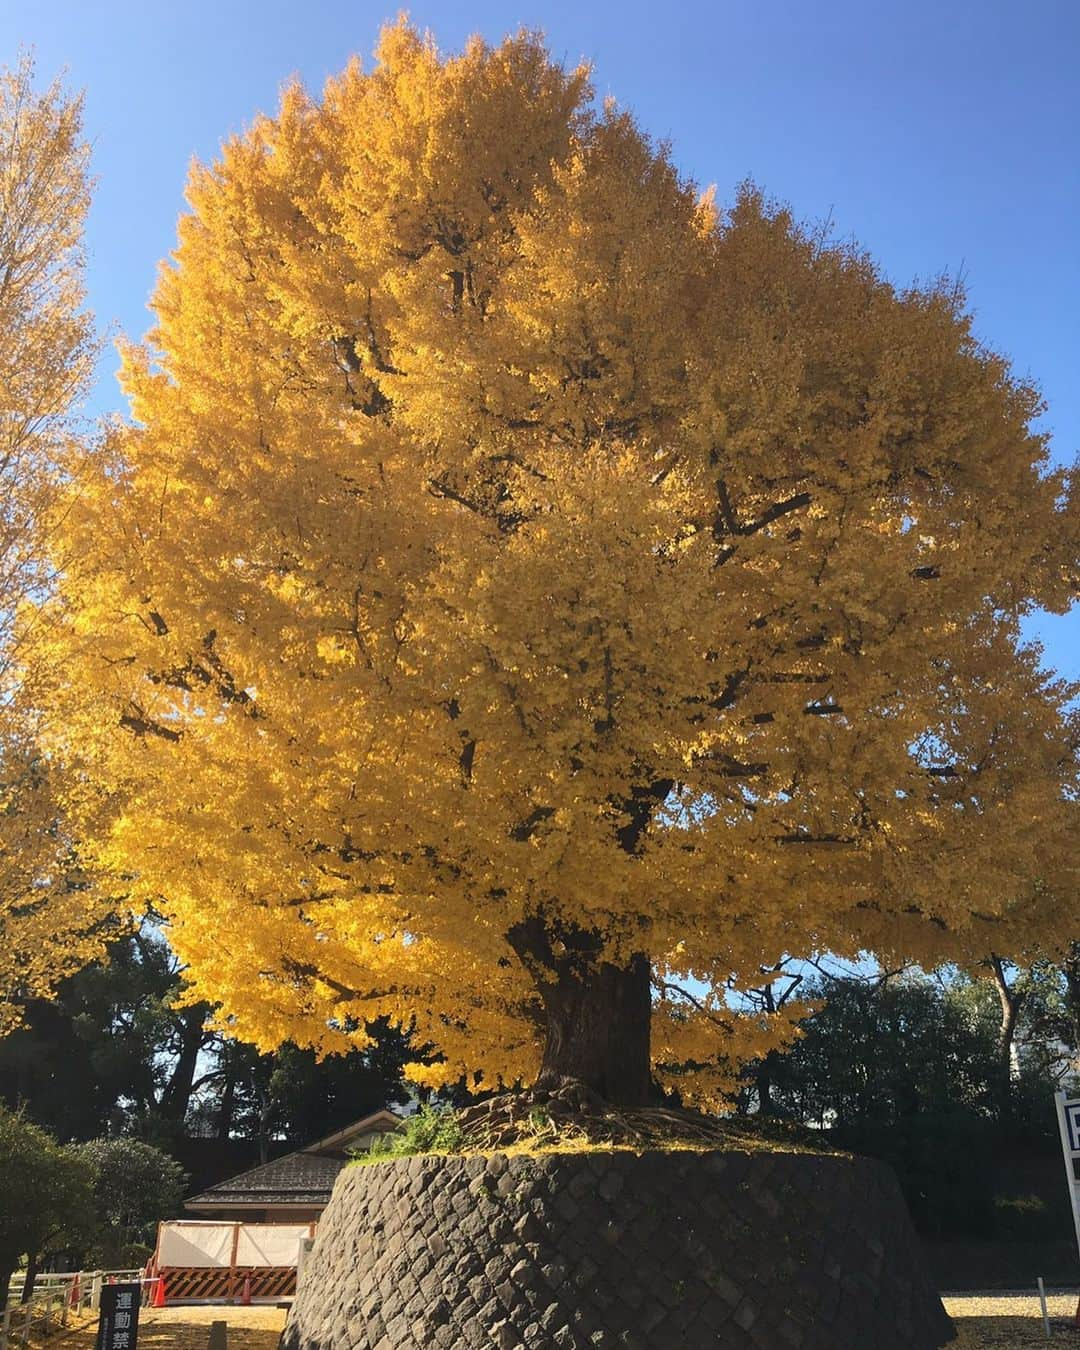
0, 1270, 144, 1350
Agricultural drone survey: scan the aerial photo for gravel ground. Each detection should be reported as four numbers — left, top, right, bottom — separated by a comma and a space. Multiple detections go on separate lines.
35, 1296, 1080, 1348
137, 1299, 1078, 1348
946, 1292, 1080, 1346
34, 1306, 287, 1350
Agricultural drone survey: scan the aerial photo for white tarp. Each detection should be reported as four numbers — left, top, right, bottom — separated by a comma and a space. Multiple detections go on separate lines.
158, 1221, 312, 1269
158, 1222, 236, 1269
236, 1225, 311, 1267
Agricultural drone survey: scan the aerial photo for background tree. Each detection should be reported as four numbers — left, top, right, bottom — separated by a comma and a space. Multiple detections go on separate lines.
78, 1137, 185, 1265
41, 22, 1080, 1108
739, 968, 1079, 1241
188, 1026, 415, 1161
0, 917, 414, 1148
754, 972, 1002, 1128
0, 919, 213, 1140
0, 55, 108, 1031
0, 1107, 95, 1309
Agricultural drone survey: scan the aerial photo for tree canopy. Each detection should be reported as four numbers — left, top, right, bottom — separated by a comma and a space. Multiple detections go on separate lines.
79, 1136, 185, 1263
41, 22, 1080, 1106
0, 56, 109, 1031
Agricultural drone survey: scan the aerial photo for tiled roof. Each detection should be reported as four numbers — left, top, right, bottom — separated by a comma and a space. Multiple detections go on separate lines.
301, 1110, 403, 1156
186, 1151, 347, 1208
184, 1110, 403, 1211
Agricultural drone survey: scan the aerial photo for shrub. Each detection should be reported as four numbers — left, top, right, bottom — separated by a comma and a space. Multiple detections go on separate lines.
351, 1106, 464, 1164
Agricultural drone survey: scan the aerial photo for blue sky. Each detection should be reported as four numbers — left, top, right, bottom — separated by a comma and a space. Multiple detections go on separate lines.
4, 0, 1077, 675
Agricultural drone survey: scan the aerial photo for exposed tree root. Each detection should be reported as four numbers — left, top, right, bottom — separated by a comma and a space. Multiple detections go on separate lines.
453, 1078, 831, 1154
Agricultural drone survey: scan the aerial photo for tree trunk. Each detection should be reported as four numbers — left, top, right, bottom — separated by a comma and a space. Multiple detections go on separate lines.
752, 978, 784, 1116
159, 1003, 211, 1123
258, 1098, 272, 1165
508, 917, 652, 1106
536, 953, 652, 1104
1063, 944, 1080, 1059
216, 1063, 236, 1141
20, 1253, 39, 1305
0, 1265, 13, 1314
755, 1052, 777, 1116
989, 955, 1024, 1083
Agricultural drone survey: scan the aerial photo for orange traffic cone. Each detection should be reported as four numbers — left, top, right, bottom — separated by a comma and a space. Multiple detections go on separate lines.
151, 1276, 167, 1309
240, 1274, 251, 1307
68, 1275, 81, 1309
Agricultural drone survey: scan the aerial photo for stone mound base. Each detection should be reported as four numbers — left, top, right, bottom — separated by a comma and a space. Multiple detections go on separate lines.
282, 1149, 955, 1350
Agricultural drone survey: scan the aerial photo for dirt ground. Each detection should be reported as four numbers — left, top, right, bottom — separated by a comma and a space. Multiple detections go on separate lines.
36, 1295, 1080, 1348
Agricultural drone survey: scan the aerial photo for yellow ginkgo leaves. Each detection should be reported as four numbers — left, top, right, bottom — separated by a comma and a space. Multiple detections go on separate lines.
36, 23, 1080, 1104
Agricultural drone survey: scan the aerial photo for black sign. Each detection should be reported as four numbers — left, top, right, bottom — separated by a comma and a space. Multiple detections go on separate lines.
95, 1283, 141, 1350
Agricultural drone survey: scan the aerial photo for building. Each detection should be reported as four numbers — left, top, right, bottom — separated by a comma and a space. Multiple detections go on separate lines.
183, 1109, 402, 1224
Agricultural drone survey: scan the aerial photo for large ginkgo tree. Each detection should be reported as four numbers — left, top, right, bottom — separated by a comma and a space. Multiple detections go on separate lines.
43, 23, 1079, 1106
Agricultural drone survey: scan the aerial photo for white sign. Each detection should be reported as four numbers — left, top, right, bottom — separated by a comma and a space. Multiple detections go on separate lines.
1054, 1092, 1080, 1260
